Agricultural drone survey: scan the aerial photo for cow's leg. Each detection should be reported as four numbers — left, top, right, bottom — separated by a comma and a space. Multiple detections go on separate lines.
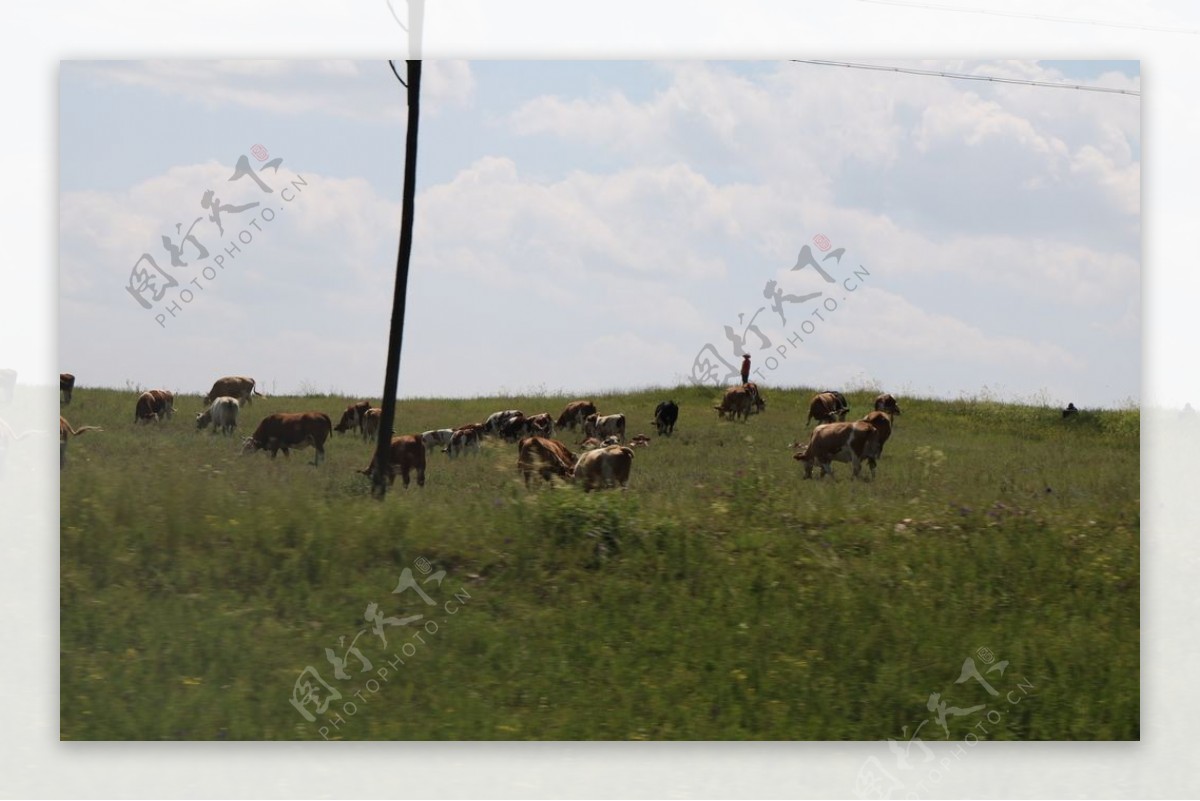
416, 465, 425, 487
314, 445, 325, 467
401, 466, 410, 488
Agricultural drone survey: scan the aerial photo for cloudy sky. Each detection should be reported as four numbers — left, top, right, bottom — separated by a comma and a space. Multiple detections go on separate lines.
59, 58, 1140, 407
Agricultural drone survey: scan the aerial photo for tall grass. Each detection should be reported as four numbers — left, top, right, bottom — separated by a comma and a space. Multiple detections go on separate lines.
59, 386, 1138, 740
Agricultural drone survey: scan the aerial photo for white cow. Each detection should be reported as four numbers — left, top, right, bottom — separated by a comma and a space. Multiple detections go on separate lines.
420, 428, 454, 454
196, 396, 241, 435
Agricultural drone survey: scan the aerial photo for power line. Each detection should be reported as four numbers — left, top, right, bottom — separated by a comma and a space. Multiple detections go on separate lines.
791, 59, 1140, 96
857, 0, 1200, 35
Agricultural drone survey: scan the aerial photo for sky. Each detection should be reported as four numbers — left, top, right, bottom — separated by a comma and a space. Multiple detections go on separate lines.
59, 58, 1141, 407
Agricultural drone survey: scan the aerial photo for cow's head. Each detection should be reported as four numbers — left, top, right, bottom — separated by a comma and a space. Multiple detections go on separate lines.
240, 437, 262, 455
195, 410, 212, 430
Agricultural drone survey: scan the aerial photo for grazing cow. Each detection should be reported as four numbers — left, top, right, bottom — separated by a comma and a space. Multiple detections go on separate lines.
0, 368, 16, 404
583, 413, 626, 443
556, 401, 597, 431
59, 373, 74, 405
446, 424, 484, 458
420, 428, 454, 453
196, 396, 240, 435
714, 386, 761, 421
334, 401, 372, 437
860, 411, 893, 456
874, 393, 902, 416
573, 444, 635, 491
484, 410, 524, 437
134, 391, 161, 424
526, 413, 555, 439
241, 412, 333, 466
653, 400, 679, 436
147, 389, 175, 420
516, 436, 577, 487
500, 414, 533, 443
363, 408, 384, 440
792, 420, 881, 480
1063, 403, 1079, 419
806, 391, 849, 426
59, 416, 102, 469
360, 434, 426, 488
203, 376, 264, 406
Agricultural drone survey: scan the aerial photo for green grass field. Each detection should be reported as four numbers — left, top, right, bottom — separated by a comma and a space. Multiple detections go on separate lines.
59, 384, 1139, 740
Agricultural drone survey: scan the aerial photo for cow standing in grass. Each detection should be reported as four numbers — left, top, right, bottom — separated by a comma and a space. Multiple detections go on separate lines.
242, 412, 333, 466
573, 444, 635, 491
806, 391, 849, 426
360, 434, 426, 488
793, 420, 880, 480
196, 396, 240, 435
516, 436, 576, 487
654, 401, 679, 436
556, 401, 597, 432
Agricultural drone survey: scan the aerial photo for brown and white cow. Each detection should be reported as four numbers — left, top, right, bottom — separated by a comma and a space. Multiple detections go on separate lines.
196, 396, 240, 435
360, 434, 426, 488
59, 416, 102, 469
583, 413, 626, 443
241, 412, 333, 466
203, 376, 264, 406
59, 373, 75, 405
526, 412, 554, 439
714, 386, 763, 421
363, 408, 384, 440
556, 401, 597, 431
874, 393, 902, 416
420, 428, 454, 453
573, 444, 635, 491
134, 391, 161, 424
484, 409, 524, 437
334, 401, 372, 437
805, 391, 849, 426
860, 411, 893, 456
148, 389, 175, 420
446, 424, 485, 458
792, 420, 881, 480
516, 436, 577, 487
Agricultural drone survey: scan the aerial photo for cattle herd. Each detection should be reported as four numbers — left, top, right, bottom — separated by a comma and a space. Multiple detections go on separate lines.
54, 371, 923, 488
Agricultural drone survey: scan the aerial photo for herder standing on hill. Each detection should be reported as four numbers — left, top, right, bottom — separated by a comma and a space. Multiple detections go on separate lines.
741, 354, 751, 385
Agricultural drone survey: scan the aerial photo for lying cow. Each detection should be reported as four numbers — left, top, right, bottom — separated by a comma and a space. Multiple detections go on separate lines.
516, 436, 577, 487
556, 400, 597, 431
360, 434, 426, 488
196, 396, 241, 435
793, 420, 881, 480
573, 444, 635, 491
629, 434, 652, 448
806, 391, 849, 426
583, 413, 626, 443
420, 428, 454, 453
653, 400, 678, 436
241, 412, 333, 466
874, 393, 902, 416
334, 401, 372, 437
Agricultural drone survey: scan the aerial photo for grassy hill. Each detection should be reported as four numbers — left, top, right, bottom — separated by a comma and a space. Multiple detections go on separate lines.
59, 384, 1139, 740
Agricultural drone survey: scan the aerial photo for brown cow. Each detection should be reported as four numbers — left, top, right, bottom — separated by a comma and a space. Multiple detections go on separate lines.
714, 386, 762, 421
792, 420, 881, 480
805, 391, 849, 427
860, 411, 893, 456
241, 412, 333, 466
134, 391, 161, 424
526, 412, 554, 438
556, 400, 597, 431
583, 413, 626, 442
334, 401, 372, 437
516, 436, 577, 487
360, 434, 426, 488
59, 416, 102, 469
572, 444, 635, 491
363, 408, 384, 440
203, 376, 264, 406
874, 393, 902, 416
59, 373, 74, 405
147, 389, 175, 420
446, 424, 484, 458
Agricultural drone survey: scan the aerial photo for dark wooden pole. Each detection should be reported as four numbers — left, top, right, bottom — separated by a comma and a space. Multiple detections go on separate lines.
372, 60, 421, 498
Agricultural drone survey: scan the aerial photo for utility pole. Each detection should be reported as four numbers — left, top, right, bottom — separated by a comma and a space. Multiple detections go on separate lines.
373, 60, 421, 498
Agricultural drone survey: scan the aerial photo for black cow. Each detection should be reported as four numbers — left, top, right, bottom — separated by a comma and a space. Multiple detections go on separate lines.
653, 400, 679, 436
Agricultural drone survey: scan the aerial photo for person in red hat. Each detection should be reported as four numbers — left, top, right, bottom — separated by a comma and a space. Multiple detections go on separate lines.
741, 354, 751, 385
